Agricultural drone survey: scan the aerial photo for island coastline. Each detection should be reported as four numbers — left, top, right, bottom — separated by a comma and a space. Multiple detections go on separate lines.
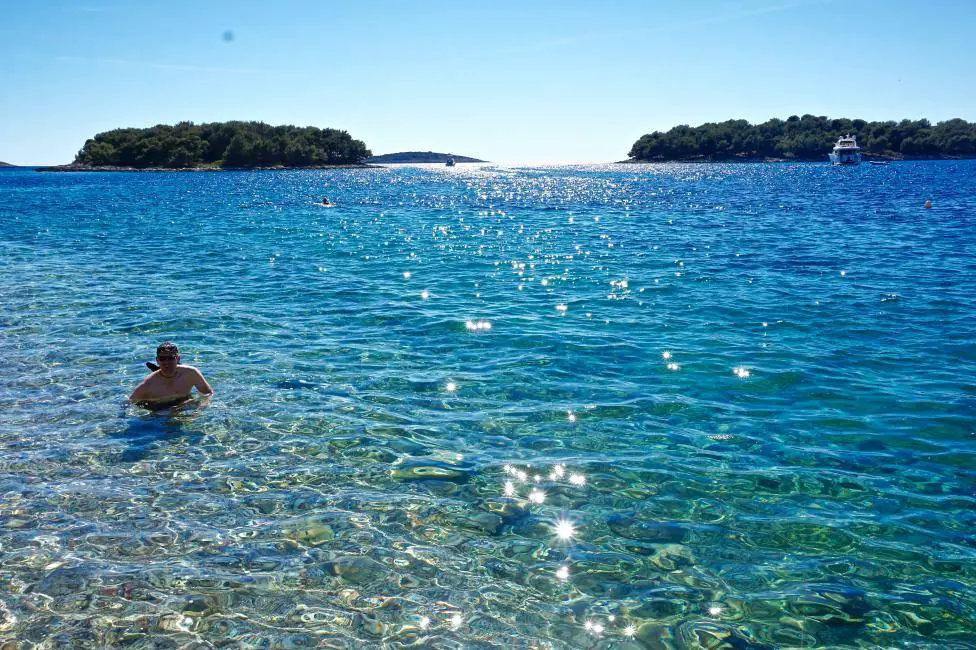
36, 162, 382, 172
367, 151, 485, 164
616, 153, 974, 164
627, 116, 976, 163
53, 120, 374, 172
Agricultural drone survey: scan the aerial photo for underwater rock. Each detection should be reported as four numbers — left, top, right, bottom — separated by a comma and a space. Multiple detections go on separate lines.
156, 613, 191, 633
621, 540, 661, 556
356, 611, 388, 637
349, 446, 398, 463
626, 598, 686, 619
767, 521, 858, 553
48, 592, 91, 614
483, 558, 526, 582
537, 485, 587, 509
420, 480, 460, 497
244, 495, 280, 515
452, 510, 504, 535
784, 586, 869, 626
676, 621, 733, 649
33, 566, 91, 597
571, 549, 646, 577
397, 574, 422, 589
571, 569, 638, 598
608, 514, 688, 543
898, 610, 935, 636
281, 491, 330, 512
181, 595, 216, 617
299, 566, 332, 588
390, 459, 471, 483
510, 517, 557, 538
326, 556, 389, 584
277, 634, 317, 649
382, 437, 429, 456
649, 544, 695, 571
0, 602, 15, 633
476, 498, 530, 523
282, 517, 336, 547
515, 435, 563, 450
634, 622, 675, 649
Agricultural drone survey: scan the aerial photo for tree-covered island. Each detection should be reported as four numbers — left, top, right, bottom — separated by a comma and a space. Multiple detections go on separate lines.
367, 151, 485, 163
627, 115, 976, 162
45, 121, 372, 170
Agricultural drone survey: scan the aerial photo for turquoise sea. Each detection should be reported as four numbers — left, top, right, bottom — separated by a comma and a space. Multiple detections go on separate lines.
1, 162, 974, 648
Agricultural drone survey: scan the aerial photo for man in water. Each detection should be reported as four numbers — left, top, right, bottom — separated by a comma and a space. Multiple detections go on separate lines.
129, 342, 213, 407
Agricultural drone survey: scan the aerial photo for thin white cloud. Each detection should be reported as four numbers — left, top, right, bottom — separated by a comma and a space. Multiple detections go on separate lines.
673, 1, 805, 30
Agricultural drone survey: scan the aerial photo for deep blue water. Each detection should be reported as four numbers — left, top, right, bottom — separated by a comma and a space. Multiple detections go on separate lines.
1, 162, 974, 647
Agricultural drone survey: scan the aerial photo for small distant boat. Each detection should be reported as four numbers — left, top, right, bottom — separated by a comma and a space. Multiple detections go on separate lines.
829, 134, 861, 165
868, 160, 889, 166
445, 156, 456, 167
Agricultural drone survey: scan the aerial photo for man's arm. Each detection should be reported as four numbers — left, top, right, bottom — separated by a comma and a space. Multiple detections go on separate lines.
191, 368, 214, 395
129, 376, 153, 401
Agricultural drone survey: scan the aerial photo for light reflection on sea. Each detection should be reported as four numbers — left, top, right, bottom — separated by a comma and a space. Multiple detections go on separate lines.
1, 162, 975, 647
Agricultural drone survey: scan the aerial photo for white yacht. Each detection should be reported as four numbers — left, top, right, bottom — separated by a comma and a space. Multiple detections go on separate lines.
829, 134, 861, 165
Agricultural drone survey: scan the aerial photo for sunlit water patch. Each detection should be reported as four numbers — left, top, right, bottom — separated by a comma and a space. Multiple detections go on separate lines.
1, 163, 975, 647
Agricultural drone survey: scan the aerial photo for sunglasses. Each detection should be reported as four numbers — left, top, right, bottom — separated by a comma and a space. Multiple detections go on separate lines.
156, 355, 179, 361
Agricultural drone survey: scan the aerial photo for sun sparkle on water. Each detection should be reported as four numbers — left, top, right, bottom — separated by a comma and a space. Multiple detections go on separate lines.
554, 519, 576, 540
585, 621, 604, 635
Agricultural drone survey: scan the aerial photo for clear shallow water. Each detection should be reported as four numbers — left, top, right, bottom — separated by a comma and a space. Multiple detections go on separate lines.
1, 162, 974, 648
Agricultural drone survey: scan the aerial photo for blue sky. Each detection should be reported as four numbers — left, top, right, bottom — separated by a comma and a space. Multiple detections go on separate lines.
1, 0, 974, 165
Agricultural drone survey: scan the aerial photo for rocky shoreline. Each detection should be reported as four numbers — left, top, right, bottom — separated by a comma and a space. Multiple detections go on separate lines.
618, 153, 976, 164
36, 163, 381, 172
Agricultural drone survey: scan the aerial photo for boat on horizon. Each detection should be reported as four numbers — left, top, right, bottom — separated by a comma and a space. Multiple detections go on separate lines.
829, 134, 861, 165
445, 156, 456, 167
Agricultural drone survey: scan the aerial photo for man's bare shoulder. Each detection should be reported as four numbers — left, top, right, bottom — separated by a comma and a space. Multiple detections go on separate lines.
136, 370, 160, 384
129, 372, 159, 400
